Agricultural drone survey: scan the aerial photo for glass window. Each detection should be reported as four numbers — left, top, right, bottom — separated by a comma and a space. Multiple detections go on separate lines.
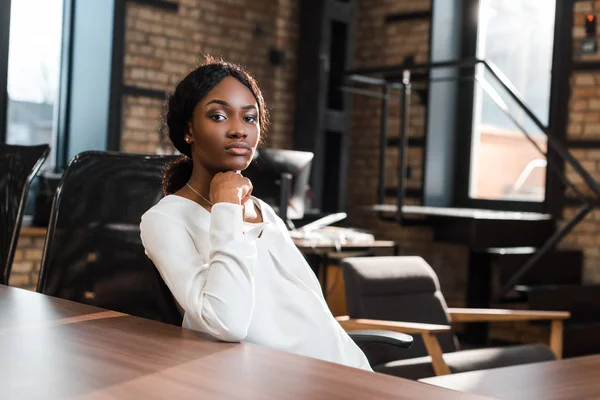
5, 0, 64, 168
469, 0, 555, 202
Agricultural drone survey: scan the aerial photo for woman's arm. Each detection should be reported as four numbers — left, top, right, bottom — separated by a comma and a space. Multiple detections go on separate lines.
140, 202, 257, 342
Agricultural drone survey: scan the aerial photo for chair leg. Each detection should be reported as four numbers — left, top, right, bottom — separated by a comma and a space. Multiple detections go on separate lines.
550, 320, 563, 360
421, 332, 451, 376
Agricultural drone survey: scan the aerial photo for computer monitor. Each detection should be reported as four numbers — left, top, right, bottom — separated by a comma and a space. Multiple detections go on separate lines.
243, 149, 314, 221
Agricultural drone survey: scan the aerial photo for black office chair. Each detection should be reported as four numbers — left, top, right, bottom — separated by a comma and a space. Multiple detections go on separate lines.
0, 144, 50, 285
342, 256, 560, 380
37, 151, 182, 325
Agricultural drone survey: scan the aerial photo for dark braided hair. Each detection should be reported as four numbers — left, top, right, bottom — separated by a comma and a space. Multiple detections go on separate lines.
162, 57, 269, 195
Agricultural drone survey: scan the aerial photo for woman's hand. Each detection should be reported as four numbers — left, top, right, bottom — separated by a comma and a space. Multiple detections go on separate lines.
209, 171, 253, 205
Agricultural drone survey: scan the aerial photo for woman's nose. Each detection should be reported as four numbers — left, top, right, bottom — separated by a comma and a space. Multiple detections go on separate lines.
226, 120, 248, 138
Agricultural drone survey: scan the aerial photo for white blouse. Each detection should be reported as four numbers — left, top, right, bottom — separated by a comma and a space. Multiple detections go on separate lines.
140, 195, 372, 371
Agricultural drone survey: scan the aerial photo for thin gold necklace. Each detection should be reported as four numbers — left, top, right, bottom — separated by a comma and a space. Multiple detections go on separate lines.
186, 182, 248, 223
186, 183, 213, 206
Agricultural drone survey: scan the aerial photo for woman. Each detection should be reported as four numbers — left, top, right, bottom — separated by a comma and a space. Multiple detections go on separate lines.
140, 58, 371, 371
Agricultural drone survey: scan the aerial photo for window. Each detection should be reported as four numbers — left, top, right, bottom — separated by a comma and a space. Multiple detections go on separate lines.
4, 0, 64, 168
469, 0, 556, 202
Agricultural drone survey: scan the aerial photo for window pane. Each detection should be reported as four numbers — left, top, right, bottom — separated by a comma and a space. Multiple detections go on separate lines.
469, 0, 555, 202
5, 0, 64, 168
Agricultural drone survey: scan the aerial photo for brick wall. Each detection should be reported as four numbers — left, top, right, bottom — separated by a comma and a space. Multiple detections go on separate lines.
347, 0, 468, 305
10, 229, 45, 291
560, 0, 600, 283
120, 0, 299, 153
14, 0, 596, 300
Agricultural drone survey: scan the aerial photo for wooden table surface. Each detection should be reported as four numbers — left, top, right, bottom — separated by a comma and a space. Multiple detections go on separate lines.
421, 355, 600, 400
0, 285, 491, 400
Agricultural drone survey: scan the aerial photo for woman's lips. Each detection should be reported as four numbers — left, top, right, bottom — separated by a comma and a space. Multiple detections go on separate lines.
226, 147, 250, 156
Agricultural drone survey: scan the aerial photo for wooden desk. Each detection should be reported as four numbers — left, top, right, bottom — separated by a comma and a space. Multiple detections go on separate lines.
421, 355, 600, 400
0, 285, 491, 399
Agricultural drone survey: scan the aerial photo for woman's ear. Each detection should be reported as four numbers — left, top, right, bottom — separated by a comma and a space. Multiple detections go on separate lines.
184, 122, 193, 144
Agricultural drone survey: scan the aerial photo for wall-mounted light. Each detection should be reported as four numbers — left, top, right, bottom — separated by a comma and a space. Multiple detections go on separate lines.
582, 9, 598, 55
586, 13, 597, 37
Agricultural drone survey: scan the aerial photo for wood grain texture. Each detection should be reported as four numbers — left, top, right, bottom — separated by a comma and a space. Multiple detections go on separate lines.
336, 315, 452, 334
549, 320, 564, 359
421, 355, 600, 400
447, 308, 570, 322
0, 285, 111, 329
422, 331, 451, 376
336, 317, 452, 376
447, 308, 568, 360
0, 310, 125, 335
0, 285, 491, 400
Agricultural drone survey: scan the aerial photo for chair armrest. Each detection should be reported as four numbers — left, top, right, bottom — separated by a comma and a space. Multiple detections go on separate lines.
447, 308, 570, 323
336, 316, 451, 334
347, 330, 413, 349
337, 316, 452, 376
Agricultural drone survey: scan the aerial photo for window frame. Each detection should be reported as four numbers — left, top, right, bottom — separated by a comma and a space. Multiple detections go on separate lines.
0, 0, 72, 170
0, 0, 11, 144
449, 0, 568, 214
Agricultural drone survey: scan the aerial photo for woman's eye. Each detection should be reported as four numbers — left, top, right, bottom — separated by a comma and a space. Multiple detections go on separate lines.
211, 115, 226, 122
244, 115, 257, 123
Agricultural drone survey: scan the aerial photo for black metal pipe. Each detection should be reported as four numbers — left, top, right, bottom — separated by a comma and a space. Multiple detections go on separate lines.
548, 133, 600, 198
397, 70, 411, 223
480, 60, 545, 131
499, 203, 594, 297
339, 86, 400, 102
346, 74, 404, 89
378, 85, 390, 207
347, 75, 476, 90
346, 57, 550, 142
349, 56, 600, 202
345, 57, 481, 76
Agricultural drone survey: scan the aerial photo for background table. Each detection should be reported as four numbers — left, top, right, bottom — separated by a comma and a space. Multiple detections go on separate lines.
293, 239, 397, 300
421, 355, 600, 400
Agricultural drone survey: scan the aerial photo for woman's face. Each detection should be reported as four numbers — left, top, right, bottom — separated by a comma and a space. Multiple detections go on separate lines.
185, 76, 261, 174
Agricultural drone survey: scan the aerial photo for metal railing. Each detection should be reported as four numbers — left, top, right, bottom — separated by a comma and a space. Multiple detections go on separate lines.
343, 57, 600, 297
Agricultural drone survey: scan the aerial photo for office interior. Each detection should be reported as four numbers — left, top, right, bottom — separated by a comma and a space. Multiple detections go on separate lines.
1, 0, 600, 399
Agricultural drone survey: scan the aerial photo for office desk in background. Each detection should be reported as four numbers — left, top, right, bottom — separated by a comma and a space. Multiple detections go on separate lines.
0, 285, 492, 400
292, 239, 398, 254
293, 238, 398, 300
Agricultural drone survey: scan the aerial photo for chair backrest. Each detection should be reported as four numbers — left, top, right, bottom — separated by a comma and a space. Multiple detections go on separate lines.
0, 144, 49, 285
37, 151, 182, 325
342, 256, 459, 364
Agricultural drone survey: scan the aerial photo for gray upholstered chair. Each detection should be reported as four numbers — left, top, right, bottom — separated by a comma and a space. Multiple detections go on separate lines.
337, 256, 569, 380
